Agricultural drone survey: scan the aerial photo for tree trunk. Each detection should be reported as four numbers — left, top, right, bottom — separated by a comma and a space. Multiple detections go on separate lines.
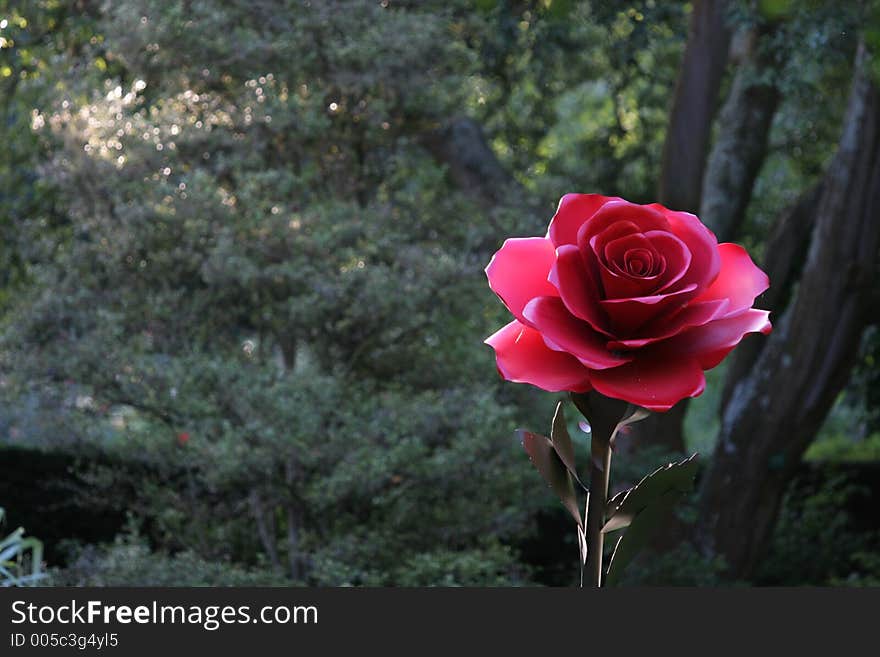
249, 490, 282, 572
699, 24, 781, 241
697, 42, 880, 580
638, 0, 732, 454
658, 0, 732, 214
421, 116, 521, 206
719, 183, 822, 412
284, 457, 304, 581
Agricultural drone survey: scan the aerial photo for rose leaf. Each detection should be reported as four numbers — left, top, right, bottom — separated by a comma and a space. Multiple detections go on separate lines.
519, 429, 583, 528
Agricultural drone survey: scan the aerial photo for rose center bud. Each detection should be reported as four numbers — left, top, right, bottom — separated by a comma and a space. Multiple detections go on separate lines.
622, 248, 655, 277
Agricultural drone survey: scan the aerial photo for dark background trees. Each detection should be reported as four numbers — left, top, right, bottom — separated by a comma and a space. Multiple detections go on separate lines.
0, 0, 878, 586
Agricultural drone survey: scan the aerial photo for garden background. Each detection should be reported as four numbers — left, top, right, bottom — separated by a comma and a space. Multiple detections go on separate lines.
1, 0, 879, 586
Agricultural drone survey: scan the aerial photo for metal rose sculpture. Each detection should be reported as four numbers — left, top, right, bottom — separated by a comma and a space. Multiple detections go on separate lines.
485, 194, 771, 586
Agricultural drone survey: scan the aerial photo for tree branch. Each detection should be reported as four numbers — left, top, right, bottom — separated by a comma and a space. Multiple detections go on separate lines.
421, 116, 523, 207
700, 23, 782, 241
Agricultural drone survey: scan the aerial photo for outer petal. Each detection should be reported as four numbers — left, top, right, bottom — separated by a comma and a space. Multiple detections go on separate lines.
694, 243, 770, 316
485, 320, 592, 392
659, 308, 772, 369
607, 298, 729, 350
548, 244, 613, 336
590, 355, 706, 411
522, 296, 632, 370
600, 283, 698, 334
485, 237, 559, 324
649, 205, 721, 292
548, 194, 620, 247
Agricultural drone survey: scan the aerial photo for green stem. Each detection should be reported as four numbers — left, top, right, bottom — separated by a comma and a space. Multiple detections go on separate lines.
584, 429, 612, 587
572, 391, 634, 588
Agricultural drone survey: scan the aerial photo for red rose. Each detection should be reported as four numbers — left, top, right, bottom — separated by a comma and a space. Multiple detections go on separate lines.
485, 194, 771, 411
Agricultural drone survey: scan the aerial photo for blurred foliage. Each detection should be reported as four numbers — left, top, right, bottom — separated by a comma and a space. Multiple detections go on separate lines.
757, 473, 880, 585
806, 329, 880, 463
51, 522, 286, 587
615, 542, 730, 587
806, 432, 880, 463
1, 0, 549, 586
0, 0, 876, 586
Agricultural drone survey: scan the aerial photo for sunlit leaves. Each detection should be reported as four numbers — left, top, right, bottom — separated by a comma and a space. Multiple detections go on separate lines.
0, 0, 544, 588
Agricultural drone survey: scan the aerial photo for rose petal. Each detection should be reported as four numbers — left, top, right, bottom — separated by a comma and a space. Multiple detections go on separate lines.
595, 232, 664, 299
602, 234, 659, 271
649, 205, 721, 292
694, 243, 770, 315
600, 283, 698, 335
618, 249, 655, 276
522, 296, 633, 370
485, 320, 592, 392
607, 298, 730, 349
548, 193, 620, 247
659, 308, 772, 369
643, 230, 692, 292
577, 201, 670, 255
548, 244, 613, 336
588, 220, 642, 254
485, 237, 559, 325
589, 354, 706, 411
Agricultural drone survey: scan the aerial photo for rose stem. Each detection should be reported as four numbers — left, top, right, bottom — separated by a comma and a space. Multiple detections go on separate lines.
584, 427, 612, 587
